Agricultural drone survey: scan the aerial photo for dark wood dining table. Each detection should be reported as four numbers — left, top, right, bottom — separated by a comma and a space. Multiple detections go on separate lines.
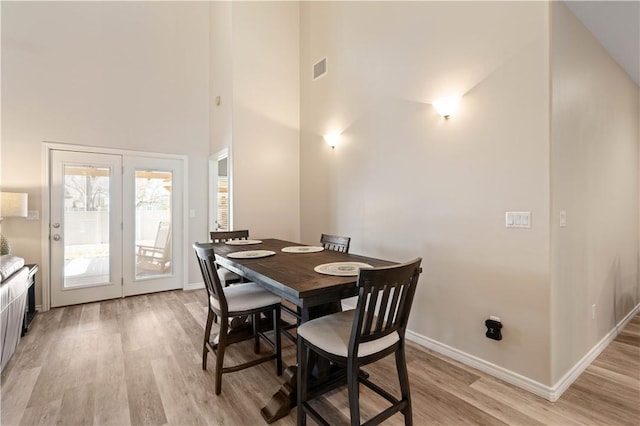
213, 238, 395, 423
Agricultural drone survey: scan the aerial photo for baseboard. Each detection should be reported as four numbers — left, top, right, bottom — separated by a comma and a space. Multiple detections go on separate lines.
405, 329, 555, 400
406, 302, 640, 402
183, 281, 204, 291
550, 302, 640, 401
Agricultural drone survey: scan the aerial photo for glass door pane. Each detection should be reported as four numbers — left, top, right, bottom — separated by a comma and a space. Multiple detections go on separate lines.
63, 165, 111, 288
217, 157, 229, 231
134, 170, 172, 278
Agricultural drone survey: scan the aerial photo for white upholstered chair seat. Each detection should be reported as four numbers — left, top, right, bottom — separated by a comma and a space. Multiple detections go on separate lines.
297, 310, 399, 358
210, 282, 280, 312
217, 267, 240, 285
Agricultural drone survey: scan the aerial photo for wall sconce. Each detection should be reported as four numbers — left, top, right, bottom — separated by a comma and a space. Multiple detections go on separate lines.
323, 133, 341, 148
0, 192, 28, 255
432, 95, 461, 119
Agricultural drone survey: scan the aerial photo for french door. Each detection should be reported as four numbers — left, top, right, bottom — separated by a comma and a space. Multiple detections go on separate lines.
49, 149, 184, 308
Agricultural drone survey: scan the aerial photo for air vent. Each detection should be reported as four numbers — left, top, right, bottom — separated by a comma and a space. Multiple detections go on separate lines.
313, 57, 327, 80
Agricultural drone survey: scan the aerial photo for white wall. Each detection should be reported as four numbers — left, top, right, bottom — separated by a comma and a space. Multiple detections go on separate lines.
550, 2, 640, 383
300, 1, 552, 384
1, 1, 211, 302
210, 1, 233, 155
229, 2, 300, 242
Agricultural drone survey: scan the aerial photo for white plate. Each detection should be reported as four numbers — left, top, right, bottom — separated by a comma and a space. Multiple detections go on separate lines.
225, 239, 262, 246
281, 246, 325, 253
227, 250, 275, 259
314, 262, 373, 276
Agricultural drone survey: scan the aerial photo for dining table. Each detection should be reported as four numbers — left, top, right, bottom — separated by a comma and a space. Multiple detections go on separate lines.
213, 238, 395, 423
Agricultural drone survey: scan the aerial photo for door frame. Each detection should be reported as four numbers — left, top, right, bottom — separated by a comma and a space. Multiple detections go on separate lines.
41, 142, 189, 312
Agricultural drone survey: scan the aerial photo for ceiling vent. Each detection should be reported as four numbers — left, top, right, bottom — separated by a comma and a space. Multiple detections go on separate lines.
313, 57, 327, 80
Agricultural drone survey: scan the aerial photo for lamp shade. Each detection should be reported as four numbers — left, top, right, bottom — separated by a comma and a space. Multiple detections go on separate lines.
432, 95, 461, 119
323, 133, 340, 148
1, 192, 28, 218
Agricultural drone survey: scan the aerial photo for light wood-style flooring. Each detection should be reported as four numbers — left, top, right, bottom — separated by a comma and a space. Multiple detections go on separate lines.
1, 290, 638, 425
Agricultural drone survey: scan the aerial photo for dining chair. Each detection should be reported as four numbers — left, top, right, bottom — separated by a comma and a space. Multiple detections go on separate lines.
281, 233, 353, 343
320, 233, 351, 253
296, 258, 422, 426
193, 242, 283, 395
210, 230, 250, 286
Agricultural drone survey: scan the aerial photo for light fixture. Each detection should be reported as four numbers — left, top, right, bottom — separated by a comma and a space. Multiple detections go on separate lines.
0, 192, 28, 255
432, 95, 461, 119
323, 133, 341, 148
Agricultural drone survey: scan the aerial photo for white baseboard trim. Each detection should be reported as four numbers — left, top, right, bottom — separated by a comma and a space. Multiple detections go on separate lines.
183, 281, 204, 291
36, 304, 42, 312
406, 302, 640, 402
550, 302, 640, 401
405, 329, 555, 400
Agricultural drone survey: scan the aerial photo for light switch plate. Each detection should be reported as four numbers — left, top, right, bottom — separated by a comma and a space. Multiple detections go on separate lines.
505, 211, 531, 228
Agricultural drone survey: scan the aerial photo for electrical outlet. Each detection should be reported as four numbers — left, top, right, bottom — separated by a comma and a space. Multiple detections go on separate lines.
485, 318, 503, 341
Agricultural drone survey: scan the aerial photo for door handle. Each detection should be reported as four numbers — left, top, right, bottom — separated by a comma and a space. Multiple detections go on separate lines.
52, 223, 61, 228
52, 234, 61, 241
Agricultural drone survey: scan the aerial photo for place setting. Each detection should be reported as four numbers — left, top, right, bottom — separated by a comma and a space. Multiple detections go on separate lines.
313, 262, 373, 276
227, 250, 276, 259
281, 246, 324, 253
225, 239, 263, 246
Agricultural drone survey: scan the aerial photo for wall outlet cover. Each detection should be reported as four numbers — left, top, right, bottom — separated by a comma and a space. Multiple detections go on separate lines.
485, 319, 503, 341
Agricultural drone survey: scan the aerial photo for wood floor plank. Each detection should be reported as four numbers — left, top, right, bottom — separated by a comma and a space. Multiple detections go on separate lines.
55, 383, 95, 426
18, 399, 62, 426
123, 349, 168, 426
25, 328, 76, 408
557, 370, 640, 425
469, 378, 584, 425
93, 378, 131, 426
93, 333, 131, 426
3, 291, 638, 426
0, 366, 41, 426
404, 359, 543, 425
151, 355, 207, 425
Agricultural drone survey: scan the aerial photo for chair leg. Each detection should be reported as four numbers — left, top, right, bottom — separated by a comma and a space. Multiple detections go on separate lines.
297, 336, 308, 426
274, 305, 282, 375
396, 343, 412, 426
215, 319, 228, 396
203, 309, 214, 370
347, 358, 360, 426
253, 313, 260, 354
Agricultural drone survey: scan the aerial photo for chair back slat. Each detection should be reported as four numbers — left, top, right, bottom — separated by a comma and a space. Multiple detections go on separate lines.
193, 242, 228, 315
374, 285, 392, 333
350, 259, 422, 353
362, 288, 379, 334
210, 230, 250, 243
320, 234, 351, 253
387, 285, 402, 325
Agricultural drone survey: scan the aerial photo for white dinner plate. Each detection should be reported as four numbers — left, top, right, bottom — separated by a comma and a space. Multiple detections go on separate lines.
281, 246, 325, 253
225, 239, 262, 246
314, 262, 373, 276
227, 250, 275, 259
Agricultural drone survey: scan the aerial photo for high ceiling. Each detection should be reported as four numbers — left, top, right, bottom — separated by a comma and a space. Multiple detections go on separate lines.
565, 1, 640, 86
